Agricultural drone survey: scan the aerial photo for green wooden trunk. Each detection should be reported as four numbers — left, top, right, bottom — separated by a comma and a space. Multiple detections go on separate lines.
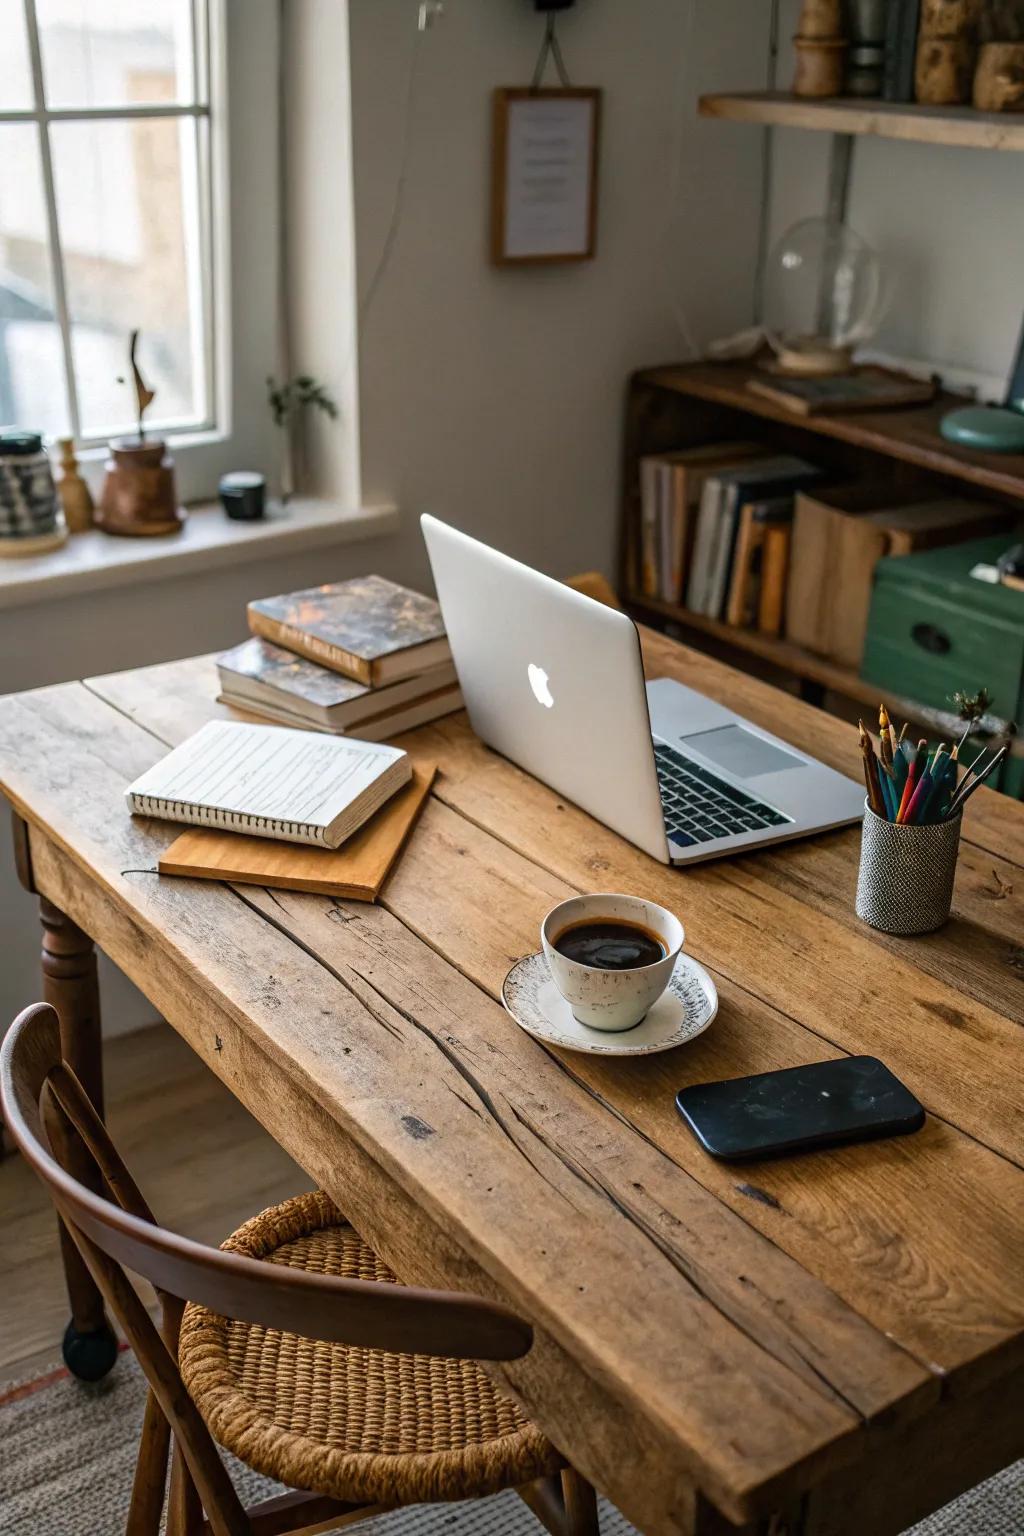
861, 535, 1024, 800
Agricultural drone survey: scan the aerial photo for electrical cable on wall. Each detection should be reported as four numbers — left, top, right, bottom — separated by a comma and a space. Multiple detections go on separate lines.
359, 3, 438, 325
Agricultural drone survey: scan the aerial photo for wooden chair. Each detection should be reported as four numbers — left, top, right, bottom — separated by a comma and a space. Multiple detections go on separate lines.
1, 1004, 599, 1536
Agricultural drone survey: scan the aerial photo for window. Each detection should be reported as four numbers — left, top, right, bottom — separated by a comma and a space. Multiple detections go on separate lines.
0, 0, 216, 447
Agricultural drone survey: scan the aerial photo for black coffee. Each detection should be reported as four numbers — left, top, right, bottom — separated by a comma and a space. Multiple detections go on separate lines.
553, 918, 666, 971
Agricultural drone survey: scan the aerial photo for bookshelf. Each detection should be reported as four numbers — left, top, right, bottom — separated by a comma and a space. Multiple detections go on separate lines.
619, 362, 1024, 714
698, 92, 1024, 153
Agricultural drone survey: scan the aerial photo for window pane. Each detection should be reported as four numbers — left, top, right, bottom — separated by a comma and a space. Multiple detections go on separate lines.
36, 0, 199, 109
51, 115, 207, 439
0, 0, 36, 109
0, 125, 72, 436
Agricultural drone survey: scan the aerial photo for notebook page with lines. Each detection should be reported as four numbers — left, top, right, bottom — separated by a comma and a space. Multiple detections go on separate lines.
125, 720, 411, 849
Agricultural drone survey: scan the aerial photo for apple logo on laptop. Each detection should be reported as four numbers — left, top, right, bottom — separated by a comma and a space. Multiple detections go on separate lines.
527, 663, 554, 709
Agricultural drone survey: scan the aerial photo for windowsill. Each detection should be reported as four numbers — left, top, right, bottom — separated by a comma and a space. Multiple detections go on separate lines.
0, 498, 400, 613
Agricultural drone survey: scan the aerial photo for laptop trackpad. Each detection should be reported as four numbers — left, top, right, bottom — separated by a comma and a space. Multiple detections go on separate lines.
682, 725, 804, 779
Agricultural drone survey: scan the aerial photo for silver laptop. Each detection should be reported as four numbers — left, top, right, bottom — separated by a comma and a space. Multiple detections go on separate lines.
421, 515, 864, 865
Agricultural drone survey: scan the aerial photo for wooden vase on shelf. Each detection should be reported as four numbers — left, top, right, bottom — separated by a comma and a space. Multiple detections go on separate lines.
793, 35, 848, 95
96, 438, 185, 538
55, 438, 94, 533
915, 34, 976, 98
974, 40, 1024, 106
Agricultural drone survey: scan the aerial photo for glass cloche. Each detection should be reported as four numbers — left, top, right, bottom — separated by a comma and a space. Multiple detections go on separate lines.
763, 217, 888, 375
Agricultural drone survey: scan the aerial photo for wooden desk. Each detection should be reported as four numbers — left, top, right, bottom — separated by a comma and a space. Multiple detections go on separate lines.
1, 630, 1022, 1536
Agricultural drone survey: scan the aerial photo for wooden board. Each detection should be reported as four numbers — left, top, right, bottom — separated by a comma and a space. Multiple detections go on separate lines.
2, 625, 1023, 1535
698, 90, 1024, 153
158, 763, 436, 899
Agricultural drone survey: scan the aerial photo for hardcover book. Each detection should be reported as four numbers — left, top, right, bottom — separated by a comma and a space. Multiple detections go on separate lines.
217, 637, 458, 730
217, 681, 464, 741
247, 575, 451, 687
746, 368, 935, 417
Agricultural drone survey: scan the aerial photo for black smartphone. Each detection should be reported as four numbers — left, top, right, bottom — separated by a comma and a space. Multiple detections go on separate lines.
675, 1056, 925, 1160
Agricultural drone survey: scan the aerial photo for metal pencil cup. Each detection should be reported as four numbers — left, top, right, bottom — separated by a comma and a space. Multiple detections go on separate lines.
855, 802, 962, 936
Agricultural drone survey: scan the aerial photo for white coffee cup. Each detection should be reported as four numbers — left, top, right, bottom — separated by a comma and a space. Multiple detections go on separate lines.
541, 893, 684, 1032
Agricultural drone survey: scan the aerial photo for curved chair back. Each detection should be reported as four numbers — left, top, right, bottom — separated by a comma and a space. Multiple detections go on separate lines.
2, 1003, 536, 1536
1, 1003, 532, 1362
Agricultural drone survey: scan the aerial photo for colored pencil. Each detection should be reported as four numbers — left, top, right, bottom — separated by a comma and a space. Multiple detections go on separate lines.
878, 760, 898, 821
859, 721, 886, 817
896, 740, 927, 823
902, 769, 933, 826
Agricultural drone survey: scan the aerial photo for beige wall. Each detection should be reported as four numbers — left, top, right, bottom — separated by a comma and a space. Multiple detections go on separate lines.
289, 0, 772, 589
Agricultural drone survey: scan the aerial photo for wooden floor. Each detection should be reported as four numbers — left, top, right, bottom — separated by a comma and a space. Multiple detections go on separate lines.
0, 1021, 313, 1383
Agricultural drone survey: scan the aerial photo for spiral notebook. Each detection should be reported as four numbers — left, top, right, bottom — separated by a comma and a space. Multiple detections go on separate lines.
125, 719, 412, 849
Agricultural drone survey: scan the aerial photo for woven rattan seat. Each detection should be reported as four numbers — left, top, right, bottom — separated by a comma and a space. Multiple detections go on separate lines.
179, 1190, 564, 1505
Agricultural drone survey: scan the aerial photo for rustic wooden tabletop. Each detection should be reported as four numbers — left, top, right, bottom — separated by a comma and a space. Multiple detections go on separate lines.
1, 624, 1021, 1536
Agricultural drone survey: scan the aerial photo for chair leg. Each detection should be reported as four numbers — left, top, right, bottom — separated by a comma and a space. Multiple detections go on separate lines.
126, 1388, 172, 1536
561, 1468, 599, 1536
167, 1442, 205, 1536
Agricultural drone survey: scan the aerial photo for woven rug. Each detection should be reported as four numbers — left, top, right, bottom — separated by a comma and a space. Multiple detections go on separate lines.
1, 1354, 1020, 1535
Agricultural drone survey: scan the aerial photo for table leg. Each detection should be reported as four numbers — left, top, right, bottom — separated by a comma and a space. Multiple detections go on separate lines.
39, 894, 118, 1381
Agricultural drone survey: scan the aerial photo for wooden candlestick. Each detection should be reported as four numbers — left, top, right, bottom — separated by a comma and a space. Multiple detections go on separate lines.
55, 438, 94, 534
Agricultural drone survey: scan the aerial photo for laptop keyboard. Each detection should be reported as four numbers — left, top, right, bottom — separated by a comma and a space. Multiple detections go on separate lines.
654, 742, 791, 847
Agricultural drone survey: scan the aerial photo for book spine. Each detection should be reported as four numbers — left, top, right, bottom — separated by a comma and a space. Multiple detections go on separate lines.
639, 460, 658, 598
668, 464, 688, 602
897, 0, 921, 102
707, 485, 741, 618
247, 609, 372, 685
882, 0, 905, 100
758, 525, 791, 637
126, 792, 328, 846
686, 479, 721, 613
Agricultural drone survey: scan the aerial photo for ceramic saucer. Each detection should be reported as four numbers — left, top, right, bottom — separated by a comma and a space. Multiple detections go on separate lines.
501, 950, 717, 1057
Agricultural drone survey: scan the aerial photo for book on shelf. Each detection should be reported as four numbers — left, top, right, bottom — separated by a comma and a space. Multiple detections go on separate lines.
125, 719, 412, 849
247, 575, 451, 687
687, 456, 820, 620
217, 637, 459, 732
746, 367, 935, 417
638, 442, 762, 603
882, 0, 921, 102
724, 496, 793, 630
217, 680, 464, 741
758, 522, 791, 638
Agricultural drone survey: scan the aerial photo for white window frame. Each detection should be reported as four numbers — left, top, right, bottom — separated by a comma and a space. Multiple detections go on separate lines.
2, 0, 281, 504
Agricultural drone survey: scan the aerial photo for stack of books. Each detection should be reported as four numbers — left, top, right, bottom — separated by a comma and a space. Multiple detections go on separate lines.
638, 446, 821, 637
217, 574, 463, 741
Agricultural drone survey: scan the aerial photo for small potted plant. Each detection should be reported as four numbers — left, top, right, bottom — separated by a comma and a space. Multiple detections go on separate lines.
96, 330, 184, 537
266, 374, 338, 504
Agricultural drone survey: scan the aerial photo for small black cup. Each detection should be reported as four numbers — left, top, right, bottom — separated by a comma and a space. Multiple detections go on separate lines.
219, 471, 266, 521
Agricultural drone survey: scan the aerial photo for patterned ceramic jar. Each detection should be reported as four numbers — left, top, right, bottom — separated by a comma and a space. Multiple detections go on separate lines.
0, 431, 66, 554
855, 802, 962, 935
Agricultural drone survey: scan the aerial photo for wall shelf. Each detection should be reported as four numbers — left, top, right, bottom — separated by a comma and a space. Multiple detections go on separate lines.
698, 91, 1024, 152
640, 363, 1024, 503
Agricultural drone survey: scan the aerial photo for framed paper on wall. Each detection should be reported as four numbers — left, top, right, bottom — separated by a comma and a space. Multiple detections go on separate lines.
490, 88, 602, 265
